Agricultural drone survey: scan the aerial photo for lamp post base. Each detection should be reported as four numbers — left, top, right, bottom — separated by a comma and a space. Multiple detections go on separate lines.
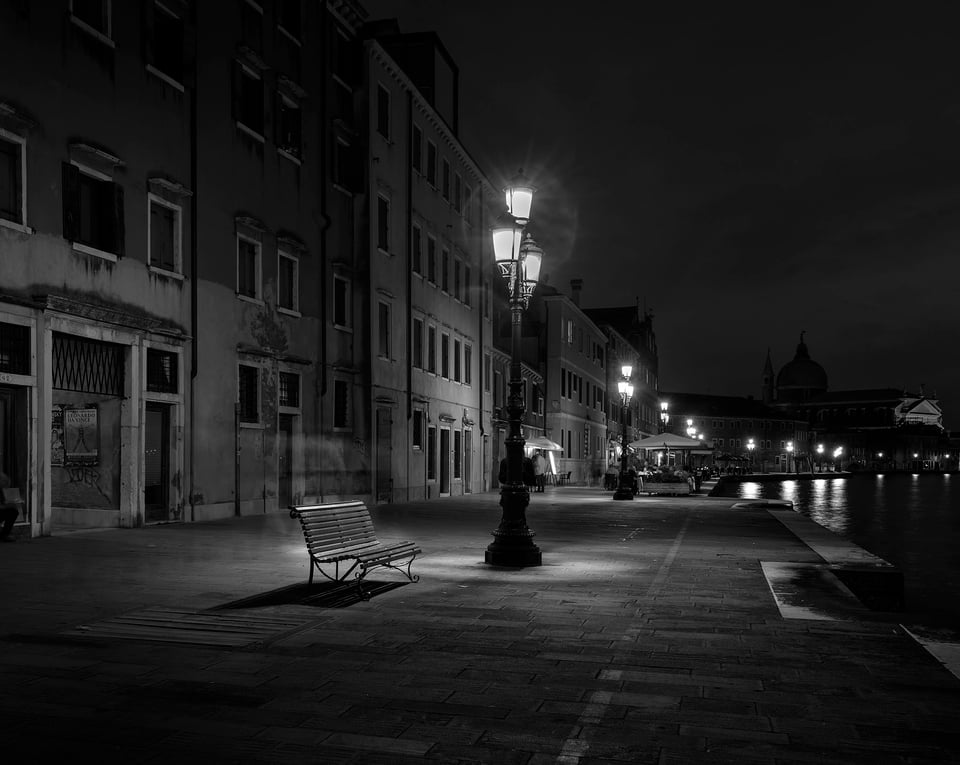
485, 484, 542, 567
613, 486, 635, 500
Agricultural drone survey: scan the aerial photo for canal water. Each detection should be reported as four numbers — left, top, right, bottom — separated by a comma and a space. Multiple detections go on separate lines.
713, 473, 960, 630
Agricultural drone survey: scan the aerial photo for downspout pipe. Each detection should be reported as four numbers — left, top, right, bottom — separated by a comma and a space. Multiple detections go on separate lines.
188, 2, 199, 523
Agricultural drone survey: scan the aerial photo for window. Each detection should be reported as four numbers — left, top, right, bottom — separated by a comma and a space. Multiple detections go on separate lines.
412, 317, 423, 369
376, 83, 390, 139
441, 158, 450, 200
440, 332, 449, 378
235, 62, 264, 137
332, 137, 358, 192
454, 430, 462, 479
427, 325, 437, 373
333, 378, 350, 429
411, 224, 423, 275
426, 141, 437, 186
0, 130, 26, 229
62, 163, 124, 257
464, 344, 472, 386
453, 339, 461, 383
149, 1, 184, 85
454, 173, 462, 212
377, 194, 390, 252
494, 370, 503, 406
413, 409, 424, 450
378, 301, 391, 358
146, 348, 178, 393
277, 0, 301, 41
148, 194, 180, 273
71, 0, 111, 39
426, 236, 437, 284
279, 371, 300, 407
278, 249, 299, 312
277, 95, 301, 159
241, 0, 262, 52
237, 234, 261, 299
484, 353, 491, 393
333, 274, 350, 327
454, 260, 461, 301
238, 364, 259, 423
0, 322, 30, 376
441, 248, 449, 292
427, 426, 437, 480
412, 124, 422, 173
464, 183, 473, 223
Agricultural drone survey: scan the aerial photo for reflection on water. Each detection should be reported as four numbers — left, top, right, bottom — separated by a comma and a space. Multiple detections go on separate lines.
717, 474, 960, 628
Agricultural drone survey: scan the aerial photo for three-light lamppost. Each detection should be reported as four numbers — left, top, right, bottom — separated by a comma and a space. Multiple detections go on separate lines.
613, 365, 635, 500
485, 171, 543, 567
659, 401, 670, 433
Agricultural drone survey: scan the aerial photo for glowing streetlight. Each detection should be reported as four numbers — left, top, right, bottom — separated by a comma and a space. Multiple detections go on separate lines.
659, 401, 669, 433
613, 365, 635, 501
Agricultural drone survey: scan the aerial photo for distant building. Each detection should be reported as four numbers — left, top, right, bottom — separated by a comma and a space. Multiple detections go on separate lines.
764, 334, 951, 471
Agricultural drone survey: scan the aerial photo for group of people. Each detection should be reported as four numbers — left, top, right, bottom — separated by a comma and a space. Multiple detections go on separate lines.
498, 450, 549, 492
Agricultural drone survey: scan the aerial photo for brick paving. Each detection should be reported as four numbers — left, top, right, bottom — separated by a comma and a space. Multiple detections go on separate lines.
1, 487, 958, 763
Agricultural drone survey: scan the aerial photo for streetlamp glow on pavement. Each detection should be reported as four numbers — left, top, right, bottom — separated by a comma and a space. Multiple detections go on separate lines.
485, 170, 543, 567
613, 365, 635, 501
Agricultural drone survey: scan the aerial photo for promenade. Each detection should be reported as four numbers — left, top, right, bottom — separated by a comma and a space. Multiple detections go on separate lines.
2, 487, 959, 763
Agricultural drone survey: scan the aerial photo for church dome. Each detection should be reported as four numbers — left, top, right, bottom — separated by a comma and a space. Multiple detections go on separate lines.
776, 333, 827, 401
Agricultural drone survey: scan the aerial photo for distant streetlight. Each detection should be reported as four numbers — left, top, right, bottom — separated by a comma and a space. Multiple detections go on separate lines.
747, 438, 756, 471
485, 169, 542, 568
834, 446, 843, 472
613, 365, 635, 501
816, 443, 824, 472
686, 419, 697, 439
786, 441, 794, 473
659, 401, 669, 433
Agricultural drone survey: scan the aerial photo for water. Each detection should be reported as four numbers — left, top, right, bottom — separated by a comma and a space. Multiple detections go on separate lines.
713, 473, 960, 629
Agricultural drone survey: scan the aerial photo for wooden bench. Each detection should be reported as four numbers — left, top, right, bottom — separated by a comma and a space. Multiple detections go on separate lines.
288, 500, 420, 600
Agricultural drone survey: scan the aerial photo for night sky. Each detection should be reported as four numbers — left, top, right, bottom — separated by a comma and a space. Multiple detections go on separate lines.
364, 2, 960, 425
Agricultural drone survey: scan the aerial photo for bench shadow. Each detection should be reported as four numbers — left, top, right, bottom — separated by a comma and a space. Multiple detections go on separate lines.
209, 580, 407, 610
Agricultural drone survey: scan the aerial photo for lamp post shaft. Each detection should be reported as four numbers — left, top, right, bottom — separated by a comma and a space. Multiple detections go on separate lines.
485, 265, 541, 566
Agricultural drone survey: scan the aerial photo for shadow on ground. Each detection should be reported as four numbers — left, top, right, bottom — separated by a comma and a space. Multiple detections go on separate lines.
210, 580, 408, 610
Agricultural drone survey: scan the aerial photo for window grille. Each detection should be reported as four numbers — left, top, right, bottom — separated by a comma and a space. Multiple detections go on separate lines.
0, 322, 30, 375
147, 348, 178, 393
53, 333, 124, 395
279, 372, 299, 408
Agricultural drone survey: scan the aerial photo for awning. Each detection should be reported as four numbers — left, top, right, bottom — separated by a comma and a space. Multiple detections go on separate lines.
526, 436, 563, 451
628, 433, 705, 450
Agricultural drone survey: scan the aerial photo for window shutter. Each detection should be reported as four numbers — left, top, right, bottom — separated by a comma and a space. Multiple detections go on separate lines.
113, 183, 125, 256
61, 162, 79, 242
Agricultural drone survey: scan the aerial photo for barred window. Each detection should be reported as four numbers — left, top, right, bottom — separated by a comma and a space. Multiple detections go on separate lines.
146, 348, 177, 393
279, 372, 299, 408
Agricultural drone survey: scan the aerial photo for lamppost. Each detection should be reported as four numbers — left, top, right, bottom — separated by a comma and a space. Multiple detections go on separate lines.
686, 419, 696, 439
816, 443, 824, 472
834, 446, 843, 472
485, 170, 543, 567
659, 401, 669, 433
747, 438, 755, 472
613, 365, 635, 501
786, 441, 794, 473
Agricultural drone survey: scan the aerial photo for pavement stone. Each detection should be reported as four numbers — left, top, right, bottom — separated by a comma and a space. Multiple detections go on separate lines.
1, 487, 959, 762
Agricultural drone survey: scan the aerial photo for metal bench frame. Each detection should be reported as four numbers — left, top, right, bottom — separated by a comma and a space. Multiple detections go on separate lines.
288, 500, 420, 600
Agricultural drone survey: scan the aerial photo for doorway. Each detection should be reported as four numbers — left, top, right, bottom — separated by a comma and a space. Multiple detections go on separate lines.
144, 402, 170, 523
464, 429, 472, 493
439, 427, 450, 495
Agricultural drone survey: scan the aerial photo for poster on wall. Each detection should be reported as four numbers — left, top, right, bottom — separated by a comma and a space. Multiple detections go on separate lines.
51, 406, 65, 467
64, 407, 99, 465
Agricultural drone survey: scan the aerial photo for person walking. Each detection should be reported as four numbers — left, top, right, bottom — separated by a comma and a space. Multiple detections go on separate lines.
532, 450, 546, 492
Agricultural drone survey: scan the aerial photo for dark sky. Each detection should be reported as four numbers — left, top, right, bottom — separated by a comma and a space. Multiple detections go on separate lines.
364, 2, 960, 426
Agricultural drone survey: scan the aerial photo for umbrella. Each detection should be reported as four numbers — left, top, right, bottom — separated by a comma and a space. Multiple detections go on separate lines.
526, 436, 563, 451
628, 433, 704, 450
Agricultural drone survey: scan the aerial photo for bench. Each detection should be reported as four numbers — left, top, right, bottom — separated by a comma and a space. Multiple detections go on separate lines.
288, 500, 421, 600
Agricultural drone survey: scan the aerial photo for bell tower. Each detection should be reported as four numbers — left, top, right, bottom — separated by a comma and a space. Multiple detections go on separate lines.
761, 348, 775, 404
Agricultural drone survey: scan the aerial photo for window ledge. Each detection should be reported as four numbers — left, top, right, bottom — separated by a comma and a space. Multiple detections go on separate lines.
237, 293, 264, 306
277, 306, 301, 318
73, 242, 118, 262
333, 324, 353, 333
377, 247, 391, 257
278, 148, 302, 165
0, 218, 33, 235
236, 122, 265, 143
148, 264, 184, 280
278, 25, 302, 46
70, 15, 115, 48
239, 421, 265, 430
145, 64, 186, 92
332, 183, 354, 197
